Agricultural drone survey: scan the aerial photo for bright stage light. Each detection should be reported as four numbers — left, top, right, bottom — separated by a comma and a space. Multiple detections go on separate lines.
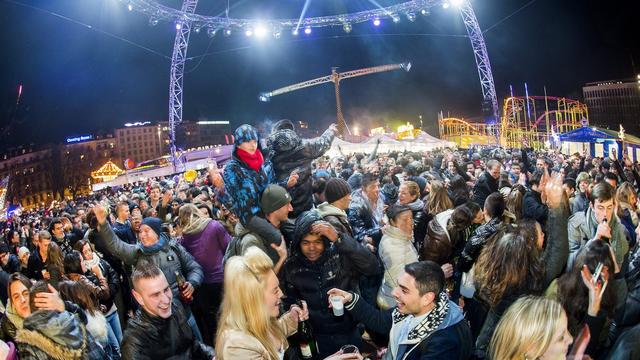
373, 18, 381, 26
392, 16, 400, 23
451, 0, 464, 7
148, 17, 158, 26
406, 12, 416, 22
343, 23, 352, 33
421, 9, 430, 16
292, 28, 299, 36
304, 26, 312, 34
245, 28, 253, 37
207, 27, 217, 38
193, 26, 201, 33
127, 4, 133, 11
255, 25, 267, 38
442, 2, 450, 9
175, 22, 182, 30
224, 28, 232, 37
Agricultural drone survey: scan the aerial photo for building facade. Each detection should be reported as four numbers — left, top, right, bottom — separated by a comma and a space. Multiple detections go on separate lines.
114, 122, 169, 165
583, 78, 640, 133
0, 146, 56, 208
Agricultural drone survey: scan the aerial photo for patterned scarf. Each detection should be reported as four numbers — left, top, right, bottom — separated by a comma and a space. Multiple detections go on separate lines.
392, 291, 449, 341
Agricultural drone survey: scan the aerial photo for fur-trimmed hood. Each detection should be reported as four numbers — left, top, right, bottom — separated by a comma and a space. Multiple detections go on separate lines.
15, 310, 87, 360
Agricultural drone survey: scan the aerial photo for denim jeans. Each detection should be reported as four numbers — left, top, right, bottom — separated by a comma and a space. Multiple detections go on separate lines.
106, 310, 123, 359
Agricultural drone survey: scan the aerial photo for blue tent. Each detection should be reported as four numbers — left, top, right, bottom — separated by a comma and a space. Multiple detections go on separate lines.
559, 126, 640, 161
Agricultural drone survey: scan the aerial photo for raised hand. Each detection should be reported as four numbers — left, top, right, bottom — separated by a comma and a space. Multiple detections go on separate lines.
580, 265, 608, 317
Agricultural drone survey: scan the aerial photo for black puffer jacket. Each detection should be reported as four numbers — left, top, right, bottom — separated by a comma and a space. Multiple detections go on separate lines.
121, 302, 214, 360
471, 172, 498, 207
280, 210, 380, 356
266, 121, 336, 217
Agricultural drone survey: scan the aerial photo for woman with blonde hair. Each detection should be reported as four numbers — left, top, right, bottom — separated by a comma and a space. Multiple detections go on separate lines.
179, 203, 231, 345
490, 296, 574, 360
216, 247, 361, 360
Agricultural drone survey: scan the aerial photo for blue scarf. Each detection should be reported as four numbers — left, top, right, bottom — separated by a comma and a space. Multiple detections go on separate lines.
140, 234, 167, 255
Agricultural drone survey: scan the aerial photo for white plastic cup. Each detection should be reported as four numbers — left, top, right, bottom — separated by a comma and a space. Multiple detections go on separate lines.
331, 295, 344, 316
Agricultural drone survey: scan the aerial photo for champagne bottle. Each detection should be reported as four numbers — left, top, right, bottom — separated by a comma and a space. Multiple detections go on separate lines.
297, 301, 319, 359
174, 271, 193, 304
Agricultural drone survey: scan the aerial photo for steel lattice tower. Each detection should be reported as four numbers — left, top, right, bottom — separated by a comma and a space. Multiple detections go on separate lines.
168, 0, 198, 171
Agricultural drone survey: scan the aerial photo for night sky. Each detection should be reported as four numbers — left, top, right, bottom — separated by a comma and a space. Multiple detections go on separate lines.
0, 0, 638, 150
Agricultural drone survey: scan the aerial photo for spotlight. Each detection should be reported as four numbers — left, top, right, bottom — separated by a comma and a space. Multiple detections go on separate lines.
304, 26, 312, 34
255, 25, 267, 38
373, 18, 381, 26
193, 26, 201, 34
392, 16, 400, 23
175, 22, 182, 30
245, 28, 253, 37
451, 0, 464, 6
292, 28, 299, 36
406, 12, 416, 22
343, 22, 352, 33
421, 9, 430, 16
224, 28, 232, 37
442, 2, 450, 9
207, 27, 217, 38
127, 4, 133, 11
148, 17, 159, 26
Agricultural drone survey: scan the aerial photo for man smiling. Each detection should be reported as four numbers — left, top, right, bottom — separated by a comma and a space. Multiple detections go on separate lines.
328, 261, 472, 360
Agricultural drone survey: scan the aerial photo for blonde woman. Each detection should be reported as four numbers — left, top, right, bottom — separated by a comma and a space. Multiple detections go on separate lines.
616, 181, 638, 246
216, 247, 362, 360
490, 296, 582, 360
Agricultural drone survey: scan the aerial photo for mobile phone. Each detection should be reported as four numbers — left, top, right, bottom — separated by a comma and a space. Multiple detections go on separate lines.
592, 262, 604, 285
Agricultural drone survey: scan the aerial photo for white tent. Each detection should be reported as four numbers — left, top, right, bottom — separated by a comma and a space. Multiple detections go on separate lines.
326, 131, 454, 157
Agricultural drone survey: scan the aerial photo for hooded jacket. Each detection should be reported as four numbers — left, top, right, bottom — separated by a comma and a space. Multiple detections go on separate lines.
280, 211, 380, 350
316, 202, 354, 238
377, 226, 418, 310
266, 121, 336, 217
121, 302, 214, 360
15, 310, 105, 360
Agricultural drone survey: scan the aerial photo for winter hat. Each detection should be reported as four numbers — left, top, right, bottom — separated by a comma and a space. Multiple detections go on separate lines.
408, 176, 427, 196
271, 119, 295, 133
141, 217, 162, 238
381, 183, 399, 206
233, 124, 259, 147
576, 172, 591, 184
324, 178, 352, 204
17, 246, 30, 259
294, 210, 324, 246
347, 172, 363, 191
261, 185, 292, 214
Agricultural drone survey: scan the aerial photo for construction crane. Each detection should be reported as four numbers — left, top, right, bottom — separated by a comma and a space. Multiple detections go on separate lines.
259, 62, 412, 135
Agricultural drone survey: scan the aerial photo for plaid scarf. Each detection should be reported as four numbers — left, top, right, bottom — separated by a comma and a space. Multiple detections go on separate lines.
392, 291, 449, 341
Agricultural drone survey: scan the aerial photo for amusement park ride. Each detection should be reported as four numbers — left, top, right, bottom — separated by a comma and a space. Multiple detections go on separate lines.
258, 63, 412, 135
439, 94, 590, 149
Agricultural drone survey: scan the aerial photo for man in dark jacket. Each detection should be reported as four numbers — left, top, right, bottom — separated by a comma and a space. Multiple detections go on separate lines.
328, 261, 472, 360
471, 160, 501, 207
266, 119, 337, 218
122, 263, 214, 360
523, 169, 549, 228
93, 204, 205, 340
280, 210, 380, 358
0, 243, 21, 274
316, 178, 358, 244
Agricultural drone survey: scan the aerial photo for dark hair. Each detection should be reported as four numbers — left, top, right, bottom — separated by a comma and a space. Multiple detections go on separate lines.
59, 280, 100, 315
47, 242, 65, 277
506, 184, 527, 220
589, 182, 616, 204
556, 240, 616, 335
361, 173, 378, 189
132, 261, 164, 290
386, 204, 412, 224
529, 169, 544, 187
563, 178, 576, 191
404, 261, 444, 296
7, 273, 32, 300
73, 239, 92, 254
604, 172, 618, 183
85, 209, 99, 230
29, 281, 52, 312
48, 218, 63, 234
484, 192, 506, 219
63, 250, 84, 275
312, 178, 327, 195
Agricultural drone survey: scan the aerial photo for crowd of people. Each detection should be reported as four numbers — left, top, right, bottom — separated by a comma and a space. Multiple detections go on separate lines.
0, 120, 638, 360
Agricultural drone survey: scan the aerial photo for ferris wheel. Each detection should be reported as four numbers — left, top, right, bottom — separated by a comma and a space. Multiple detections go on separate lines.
121, 0, 498, 170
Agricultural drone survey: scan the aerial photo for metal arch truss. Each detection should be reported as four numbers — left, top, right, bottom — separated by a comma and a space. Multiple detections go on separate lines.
126, 0, 500, 153
168, 0, 198, 172
458, 1, 499, 122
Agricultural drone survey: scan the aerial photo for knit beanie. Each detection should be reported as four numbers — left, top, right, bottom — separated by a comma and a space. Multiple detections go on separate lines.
324, 178, 352, 204
260, 185, 292, 214
233, 124, 259, 147
141, 217, 162, 238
